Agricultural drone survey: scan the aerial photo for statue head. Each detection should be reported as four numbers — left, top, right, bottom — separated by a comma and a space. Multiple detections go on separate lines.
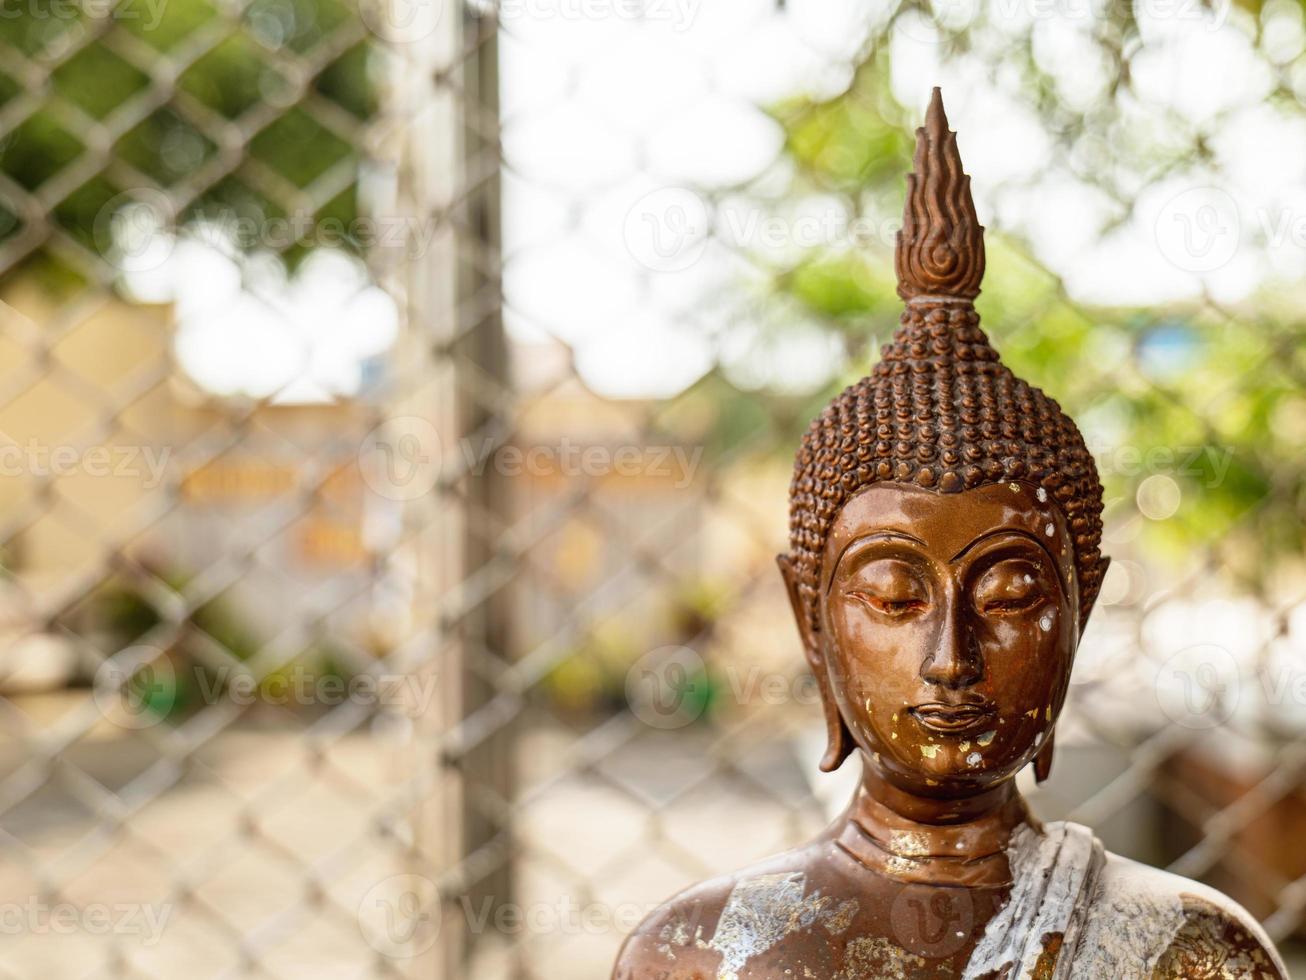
778, 89, 1108, 802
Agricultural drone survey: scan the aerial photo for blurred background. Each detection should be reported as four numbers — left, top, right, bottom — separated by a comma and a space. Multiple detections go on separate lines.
0, 0, 1305, 976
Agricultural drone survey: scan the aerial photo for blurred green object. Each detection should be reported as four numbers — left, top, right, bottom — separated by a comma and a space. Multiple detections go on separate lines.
0, 0, 377, 285
91, 567, 354, 723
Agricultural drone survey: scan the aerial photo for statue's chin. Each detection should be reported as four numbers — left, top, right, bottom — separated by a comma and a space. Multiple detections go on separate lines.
869, 750, 1027, 801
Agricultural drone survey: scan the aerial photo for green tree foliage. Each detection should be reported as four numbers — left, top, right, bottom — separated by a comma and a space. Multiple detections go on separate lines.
0, 0, 378, 289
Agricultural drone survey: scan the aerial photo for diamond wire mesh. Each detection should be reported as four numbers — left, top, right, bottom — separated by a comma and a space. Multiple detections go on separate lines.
0, 0, 1305, 978
0, 0, 486, 974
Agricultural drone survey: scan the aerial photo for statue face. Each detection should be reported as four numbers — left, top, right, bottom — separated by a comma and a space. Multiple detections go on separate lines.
819, 481, 1080, 797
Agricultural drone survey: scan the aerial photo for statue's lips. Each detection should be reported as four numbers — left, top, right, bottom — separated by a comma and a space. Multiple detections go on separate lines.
909, 702, 996, 736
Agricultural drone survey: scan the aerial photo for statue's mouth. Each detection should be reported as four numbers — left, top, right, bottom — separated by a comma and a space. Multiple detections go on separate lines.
909, 701, 996, 736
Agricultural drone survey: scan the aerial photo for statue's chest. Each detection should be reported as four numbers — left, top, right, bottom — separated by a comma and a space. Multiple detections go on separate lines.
697, 875, 1007, 979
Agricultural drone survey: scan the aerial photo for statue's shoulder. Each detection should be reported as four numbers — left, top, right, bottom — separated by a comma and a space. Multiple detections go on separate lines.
611, 841, 853, 980
1078, 849, 1287, 980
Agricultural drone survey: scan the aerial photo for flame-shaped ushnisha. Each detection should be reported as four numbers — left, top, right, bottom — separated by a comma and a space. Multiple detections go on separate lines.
895, 88, 985, 302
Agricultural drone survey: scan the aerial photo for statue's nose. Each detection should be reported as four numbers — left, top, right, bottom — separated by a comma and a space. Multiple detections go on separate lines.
920, 601, 983, 689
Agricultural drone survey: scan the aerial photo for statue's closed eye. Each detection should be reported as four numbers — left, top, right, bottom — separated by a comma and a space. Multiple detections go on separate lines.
845, 559, 928, 618
980, 593, 1042, 614
974, 560, 1046, 616
848, 592, 928, 617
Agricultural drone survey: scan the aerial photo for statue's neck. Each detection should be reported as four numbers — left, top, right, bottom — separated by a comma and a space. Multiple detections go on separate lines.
833, 762, 1037, 888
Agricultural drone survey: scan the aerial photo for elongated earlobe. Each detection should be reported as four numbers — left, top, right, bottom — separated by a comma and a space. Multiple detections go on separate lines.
818, 683, 854, 772
1035, 728, 1055, 784
777, 554, 854, 773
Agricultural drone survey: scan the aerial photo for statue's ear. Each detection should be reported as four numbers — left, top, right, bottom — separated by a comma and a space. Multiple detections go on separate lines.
1078, 556, 1111, 637
777, 554, 853, 773
776, 553, 817, 659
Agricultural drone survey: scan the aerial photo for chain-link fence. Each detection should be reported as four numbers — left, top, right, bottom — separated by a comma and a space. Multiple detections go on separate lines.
0, 0, 486, 973
1, 0, 1305, 977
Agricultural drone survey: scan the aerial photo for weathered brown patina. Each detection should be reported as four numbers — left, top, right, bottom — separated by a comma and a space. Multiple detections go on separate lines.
612, 89, 1287, 980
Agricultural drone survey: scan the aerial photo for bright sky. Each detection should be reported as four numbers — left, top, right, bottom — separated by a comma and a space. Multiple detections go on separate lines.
122, 225, 398, 403
123, 0, 1306, 401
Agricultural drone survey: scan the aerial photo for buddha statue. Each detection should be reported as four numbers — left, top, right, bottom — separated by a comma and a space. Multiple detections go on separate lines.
612, 89, 1288, 980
